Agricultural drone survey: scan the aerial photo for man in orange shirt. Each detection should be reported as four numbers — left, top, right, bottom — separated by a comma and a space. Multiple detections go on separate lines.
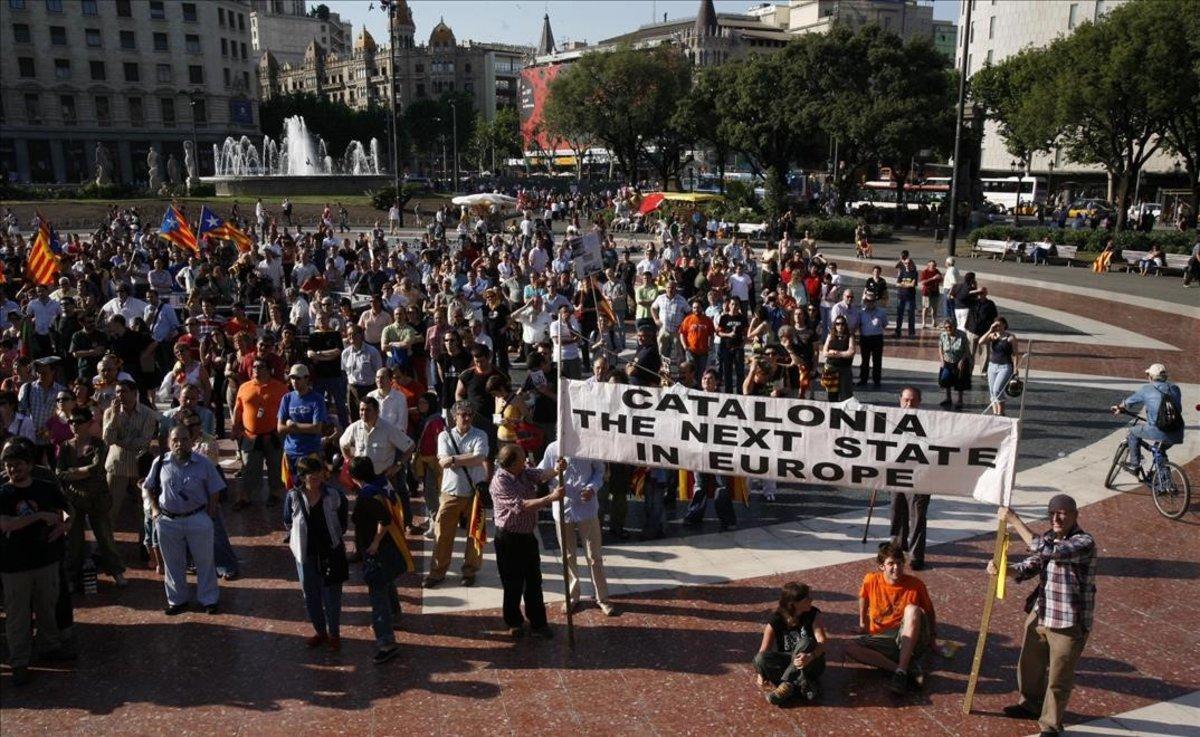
678, 299, 715, 374
231, 359, 288, 510
846, 541, 937, 694
224, 302, 258, 340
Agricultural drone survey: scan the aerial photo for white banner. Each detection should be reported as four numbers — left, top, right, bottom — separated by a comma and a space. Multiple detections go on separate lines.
558, 380, 1019, 505
570, 232, 604, 278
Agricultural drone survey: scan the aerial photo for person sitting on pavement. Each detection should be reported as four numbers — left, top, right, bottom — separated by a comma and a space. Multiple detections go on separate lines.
845, 542, 937, 694
754, 582, 828, 707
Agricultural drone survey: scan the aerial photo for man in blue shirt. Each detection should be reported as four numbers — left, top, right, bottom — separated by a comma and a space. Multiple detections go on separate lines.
538, 440, 617, 616
277, 364, 328, 483
857, 293, 889, 388
143, 425, 227, 615
1110, 363, 1185, 471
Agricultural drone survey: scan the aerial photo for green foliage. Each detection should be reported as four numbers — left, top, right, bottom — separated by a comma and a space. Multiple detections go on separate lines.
792, 217, 891, 244
966, 224, 1193, 254
401, 92, 475, 162
368, 184, 424, 211
546, 44, 692, 182
971, 48, 1059, 163
1, 181, 146, 200
1142, 0, 1200, 228
261, 93, 390, 165
309, 3, 330, 20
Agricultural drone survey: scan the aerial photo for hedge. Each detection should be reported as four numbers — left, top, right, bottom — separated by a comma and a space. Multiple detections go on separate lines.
792, 217, 892, 244
966, 224, 1195, 254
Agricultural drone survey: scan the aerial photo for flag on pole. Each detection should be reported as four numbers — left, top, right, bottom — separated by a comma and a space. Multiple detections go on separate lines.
677, 469, 694, 502
159, 205, 198, 253
26, 218, 60, 285
995, 533, 1009, 600
197, 205, 253, 253
467, 491, 487, 557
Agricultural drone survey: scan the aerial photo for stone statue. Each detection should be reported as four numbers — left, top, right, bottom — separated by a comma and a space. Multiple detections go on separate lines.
183, 140, 200, 192
94, 143, 113, 187
147, 148, 161, 192
167, 154, 181, 186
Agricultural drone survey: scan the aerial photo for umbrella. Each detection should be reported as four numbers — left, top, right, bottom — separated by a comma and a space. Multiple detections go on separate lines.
637, 192, 665, 215
451, 193, 519, 208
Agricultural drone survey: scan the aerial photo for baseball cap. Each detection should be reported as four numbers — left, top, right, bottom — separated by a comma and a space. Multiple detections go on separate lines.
1145, 363, 1167, 380
288, 363, 310, 378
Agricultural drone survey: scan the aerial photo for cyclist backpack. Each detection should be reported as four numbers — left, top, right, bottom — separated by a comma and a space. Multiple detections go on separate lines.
1154, 388, 1184, 433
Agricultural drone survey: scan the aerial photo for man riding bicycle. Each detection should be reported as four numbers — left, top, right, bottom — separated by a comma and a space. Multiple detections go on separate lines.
1109, 363, 1185, 474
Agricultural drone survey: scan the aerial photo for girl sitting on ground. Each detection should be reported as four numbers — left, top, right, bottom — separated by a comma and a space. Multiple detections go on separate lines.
754, 582, 829, 706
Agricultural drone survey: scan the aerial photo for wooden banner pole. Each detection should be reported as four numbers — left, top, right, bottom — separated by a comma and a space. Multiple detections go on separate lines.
555, 314, 575, 649
962, 339, 1033, 714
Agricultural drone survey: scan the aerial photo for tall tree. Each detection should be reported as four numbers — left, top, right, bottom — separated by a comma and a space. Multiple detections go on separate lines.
1049, 12, 1171, 230
971, 46, 1059, 174
545, 44, 689, 183
543, 83, 594, 180
673, 65, 735, 192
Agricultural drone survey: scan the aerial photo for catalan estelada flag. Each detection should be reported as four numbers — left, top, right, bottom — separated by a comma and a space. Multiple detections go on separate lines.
377, 485, 416, 573
468, 491, 487, 557
677, 469, 694, 502
26, 218, 60, 285
159, 205, 198, 253
197, 205, 253, 253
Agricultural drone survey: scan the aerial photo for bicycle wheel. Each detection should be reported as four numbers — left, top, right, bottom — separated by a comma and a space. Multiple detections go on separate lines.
1103, 443, 1126, 490
1151, 462, 1191, 520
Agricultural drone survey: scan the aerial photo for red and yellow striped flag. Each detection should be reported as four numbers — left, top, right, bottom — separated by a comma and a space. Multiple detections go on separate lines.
26, 219, 60, 285
468, 491, 487, 556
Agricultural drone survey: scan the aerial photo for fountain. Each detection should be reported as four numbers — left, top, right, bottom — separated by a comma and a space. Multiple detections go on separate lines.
205, 115, 390, 196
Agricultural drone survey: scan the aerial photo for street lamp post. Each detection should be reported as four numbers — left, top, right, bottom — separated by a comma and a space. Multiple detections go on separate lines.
946, 0, 973, 257
451, 102, 458, 194
179, 89, 202, 175
1047, 159, 1056, 216
1010, 158, 1025, 228
380, 1, 401, 212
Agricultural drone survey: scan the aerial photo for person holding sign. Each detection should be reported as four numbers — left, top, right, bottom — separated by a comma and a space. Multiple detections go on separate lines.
989, 497, 1095, 737
845, 542, 936, 695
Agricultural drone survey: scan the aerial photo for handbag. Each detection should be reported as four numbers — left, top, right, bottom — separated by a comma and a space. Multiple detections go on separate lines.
318, 545, 350, 584
938, 364, 957, 388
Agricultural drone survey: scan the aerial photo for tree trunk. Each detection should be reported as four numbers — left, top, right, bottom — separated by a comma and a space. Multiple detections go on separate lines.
717, 146, 727, 194
1188, 169, 1200, 229
764, 164, 788, 220
1113, 170, 1131, 231
893, 173, 908, 228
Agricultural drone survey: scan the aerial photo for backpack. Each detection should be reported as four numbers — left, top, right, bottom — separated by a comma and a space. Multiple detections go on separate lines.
1155, 387, 1184, 433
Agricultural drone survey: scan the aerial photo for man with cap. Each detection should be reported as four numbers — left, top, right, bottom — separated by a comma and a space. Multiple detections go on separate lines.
278, 364, 328, 484
18, 357, 64, 465
989, 495, 1096, 737
1110, 363, 1184, 474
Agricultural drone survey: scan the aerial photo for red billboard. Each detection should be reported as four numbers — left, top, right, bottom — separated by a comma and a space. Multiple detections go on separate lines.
519, 63, 562, 153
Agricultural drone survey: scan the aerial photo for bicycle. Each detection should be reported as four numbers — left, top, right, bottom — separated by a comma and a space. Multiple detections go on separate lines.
1104, 410, 1191, 519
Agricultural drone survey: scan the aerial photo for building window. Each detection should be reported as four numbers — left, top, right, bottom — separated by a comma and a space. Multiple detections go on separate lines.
223, 67, 230, 86
985, 49, 993, 65
54, 58, 70, 79
120, 30, 136, 49
90, 60, 106, 80
415, 63, 423, 73
81, 0, 97, 13
182, 2, 196, 22
238, 13, 245, 31
86, 28, 101, 47
95, 95, 110, 126
240, 42, 247, 59
218, 8, 224, 26
149, 1, 165, 20
24, 93, 40, 123
49, 25, 66, 44
1068, 3, 1079, 28
192, 98, 207, 126
123, 62, 139, 82
156, 63, 171, 82
220, 38, 227, 56
60, 94, 76, 125
129, 96, 143, 126
160, 97, 175, 126
115, 0, 130, 16
186, 34, 200, 53
243, 70, 249, 88
153, 32, 168, 51
988, 16, 995, 39
12, 23, 30, 42
45, 0, 62, 12
18, 56, 35, 77
9, 0, 26, 9
188, 65, 203, 84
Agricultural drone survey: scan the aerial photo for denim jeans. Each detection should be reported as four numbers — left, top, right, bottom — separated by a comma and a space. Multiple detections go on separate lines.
642, 472, 668, 536
297, 557, 343, 637
212, 510, 239, 578
363, 542, 404, 648
987, 362, 1014, 406
895, 294, 916, 336
686, 350, 710, 374
314, 375, 350, 427
157, 511, 218, 607
718, 346, 745, 393
684, 473, 736, 526
1127, 425, 1172, 467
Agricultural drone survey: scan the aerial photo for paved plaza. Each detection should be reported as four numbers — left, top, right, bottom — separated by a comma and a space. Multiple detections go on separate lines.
2, 244, 1196, 737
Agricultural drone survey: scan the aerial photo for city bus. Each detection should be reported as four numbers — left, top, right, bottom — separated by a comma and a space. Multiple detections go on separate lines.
978, 176, 1046, 214
845, 179, 949, 214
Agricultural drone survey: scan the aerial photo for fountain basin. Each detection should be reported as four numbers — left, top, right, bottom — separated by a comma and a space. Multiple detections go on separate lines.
202, 174, 393, 197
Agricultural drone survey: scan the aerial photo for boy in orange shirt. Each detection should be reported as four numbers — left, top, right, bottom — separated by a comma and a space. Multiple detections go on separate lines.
678, 300, 715, 373
846, 542, 937, 694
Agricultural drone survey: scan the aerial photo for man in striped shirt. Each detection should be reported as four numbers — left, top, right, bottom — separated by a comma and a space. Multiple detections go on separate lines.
990, 495, 1096, 737
489, 443, 565, 640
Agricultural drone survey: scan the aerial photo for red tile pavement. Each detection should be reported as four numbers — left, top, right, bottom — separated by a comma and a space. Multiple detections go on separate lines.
3, 459, 1197, 736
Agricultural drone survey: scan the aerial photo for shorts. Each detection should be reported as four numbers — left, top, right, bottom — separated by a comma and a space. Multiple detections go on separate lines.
922, 293, 939, 311
855, 618, 932, 663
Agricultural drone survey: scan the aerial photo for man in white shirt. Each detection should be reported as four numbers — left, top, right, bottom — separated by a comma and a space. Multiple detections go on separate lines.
24, 286, 61, 355
551, 304, 583, 379
368, 366, 409, 431
426, 401, 489, 588
512, 295, 553, 358
99, 283, 149, 325
728, 262, 753, 305
650, 280, 689, 363
340, 393, 415, 522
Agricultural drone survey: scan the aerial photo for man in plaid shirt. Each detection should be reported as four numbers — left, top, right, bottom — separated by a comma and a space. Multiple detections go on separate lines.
989, 494, 1095, 737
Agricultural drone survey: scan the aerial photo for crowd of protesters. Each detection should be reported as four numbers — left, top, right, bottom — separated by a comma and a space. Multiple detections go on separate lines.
0, 192, 1099, 730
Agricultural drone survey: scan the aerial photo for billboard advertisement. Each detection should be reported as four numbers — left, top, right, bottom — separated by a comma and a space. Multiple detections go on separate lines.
519, 64, 562, 153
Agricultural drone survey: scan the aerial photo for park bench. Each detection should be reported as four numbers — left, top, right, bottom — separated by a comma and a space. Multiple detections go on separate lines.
972, 238, 1024, 261
1120, 250, 1148, 273
1163, 253, 1191, 275
1050, 244, 1079, 266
